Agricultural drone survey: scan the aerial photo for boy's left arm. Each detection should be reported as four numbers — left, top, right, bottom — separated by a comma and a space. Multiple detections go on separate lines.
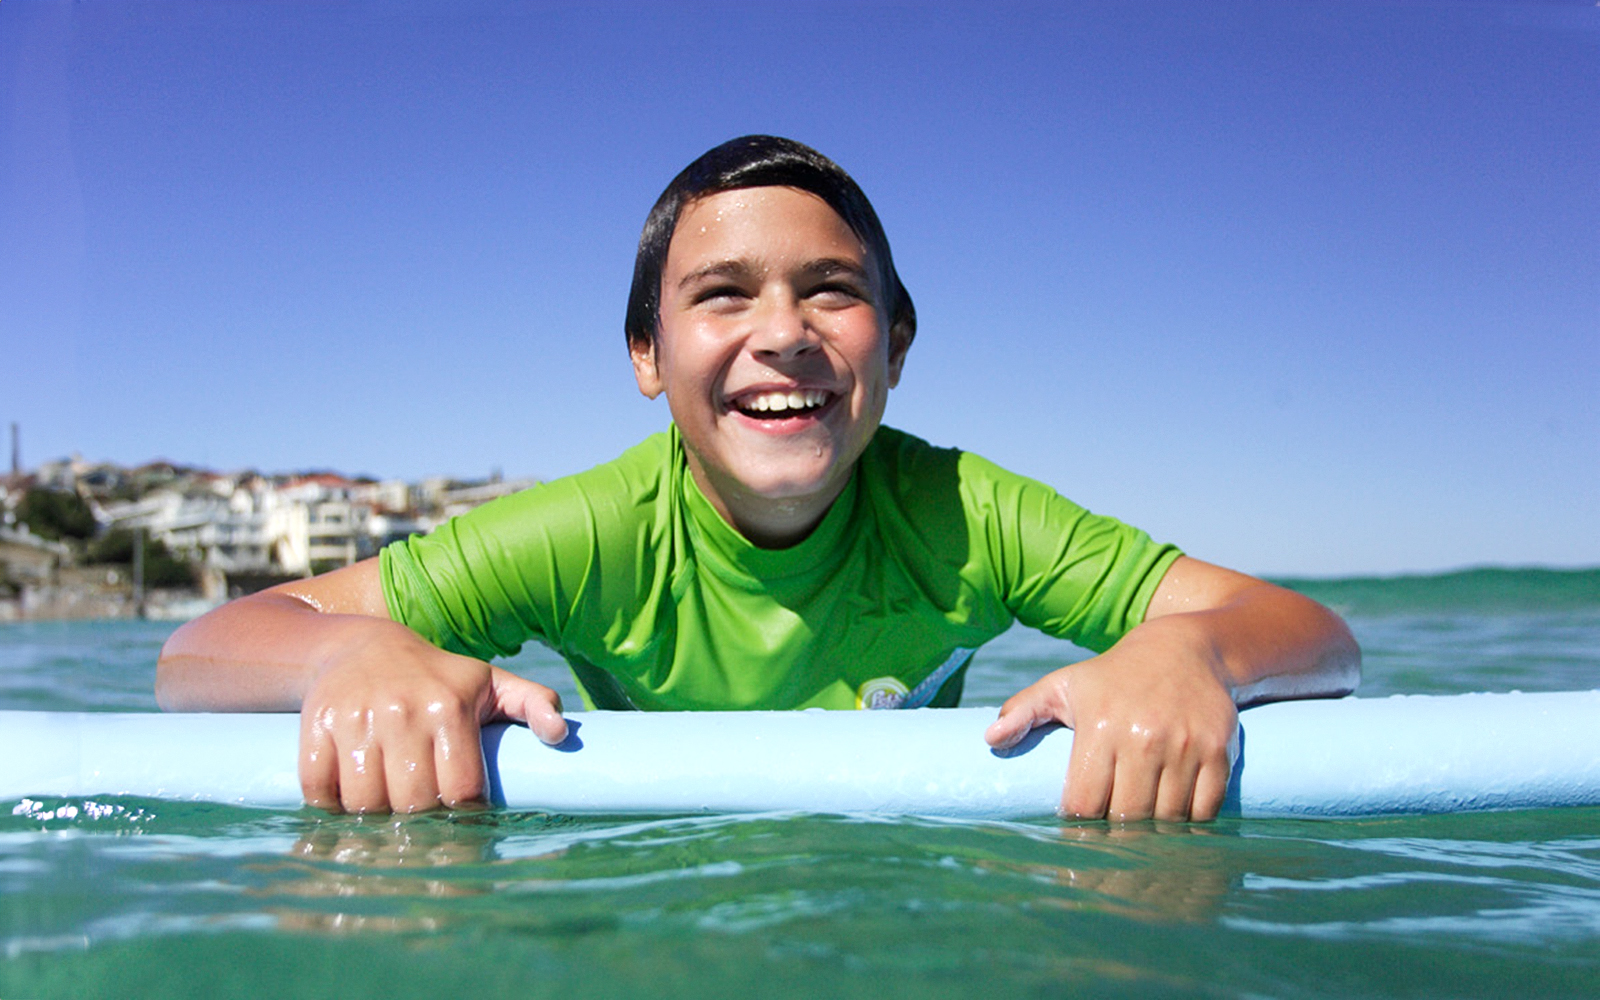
984, 556, 1360, 822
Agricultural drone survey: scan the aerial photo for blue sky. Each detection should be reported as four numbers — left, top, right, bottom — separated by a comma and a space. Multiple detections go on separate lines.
4, 1, 1596, 577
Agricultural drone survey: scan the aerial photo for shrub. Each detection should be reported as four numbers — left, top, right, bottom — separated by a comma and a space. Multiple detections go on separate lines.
17, 488, 96, 541
85, 529, 194, 588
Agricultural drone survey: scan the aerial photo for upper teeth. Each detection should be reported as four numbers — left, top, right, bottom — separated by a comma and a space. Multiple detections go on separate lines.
743, 390, 828, 413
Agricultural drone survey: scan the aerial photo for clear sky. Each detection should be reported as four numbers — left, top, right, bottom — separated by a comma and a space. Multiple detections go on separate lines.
4, 1, 1596, 578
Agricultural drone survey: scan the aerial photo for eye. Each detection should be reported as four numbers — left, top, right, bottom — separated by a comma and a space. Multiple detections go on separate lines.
693, 284, 750, 307
808, 281, 869, 307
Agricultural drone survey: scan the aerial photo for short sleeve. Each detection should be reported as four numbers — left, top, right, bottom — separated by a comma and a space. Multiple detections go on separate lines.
959, 451, 1182, 653
379, 433, 673, 664
380, 485, 581, 661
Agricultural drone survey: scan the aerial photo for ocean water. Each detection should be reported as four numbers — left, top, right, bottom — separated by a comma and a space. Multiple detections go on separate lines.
1, 568, 1597, 999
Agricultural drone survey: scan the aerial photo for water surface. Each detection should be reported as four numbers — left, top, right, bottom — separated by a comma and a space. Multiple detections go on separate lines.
3, 568, 1597, 999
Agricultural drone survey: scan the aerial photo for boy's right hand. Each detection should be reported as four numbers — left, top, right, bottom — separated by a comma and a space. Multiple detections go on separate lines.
297, 626, 568, 814
157, 558, 568, 815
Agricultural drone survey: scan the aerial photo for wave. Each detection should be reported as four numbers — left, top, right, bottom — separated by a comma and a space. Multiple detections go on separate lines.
1269, 566, 1600, 616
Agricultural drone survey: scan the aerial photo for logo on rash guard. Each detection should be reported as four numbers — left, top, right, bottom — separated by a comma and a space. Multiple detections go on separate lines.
856, 676, 909, 710
855, 649, 976, 710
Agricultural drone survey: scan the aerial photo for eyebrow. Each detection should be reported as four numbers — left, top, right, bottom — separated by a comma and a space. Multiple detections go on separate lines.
677, 260, 756, 289
676, 256, 871, 289
802, 257, 872, 281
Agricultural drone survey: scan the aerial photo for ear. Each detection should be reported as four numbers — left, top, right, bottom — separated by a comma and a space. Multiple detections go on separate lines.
886, 321, 913, 389
630, 337, 663, 399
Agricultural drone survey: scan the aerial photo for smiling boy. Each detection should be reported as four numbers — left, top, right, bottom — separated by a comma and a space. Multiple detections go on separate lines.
157, 136, 1359, 821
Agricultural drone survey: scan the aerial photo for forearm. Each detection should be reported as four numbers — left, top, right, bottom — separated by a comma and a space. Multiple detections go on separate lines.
155, 557, 424, 712
1141, 572, 1360, 707
155, 591, 423, 711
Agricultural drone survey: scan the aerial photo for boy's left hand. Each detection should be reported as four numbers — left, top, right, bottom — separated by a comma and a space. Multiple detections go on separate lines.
984, 616, 1239, 822
983, 557, 1361, 823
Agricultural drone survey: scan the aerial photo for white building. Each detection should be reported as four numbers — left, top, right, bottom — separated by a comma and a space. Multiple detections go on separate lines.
100, 488, 285, 574
94, 468, 528, 583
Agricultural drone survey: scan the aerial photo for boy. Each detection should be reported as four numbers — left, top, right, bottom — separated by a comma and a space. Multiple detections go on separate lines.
157, 136, 1359, 821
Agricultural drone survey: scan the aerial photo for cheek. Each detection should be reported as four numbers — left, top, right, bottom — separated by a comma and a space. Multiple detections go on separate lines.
655, 341, 730, 424
848, 327, 895, 392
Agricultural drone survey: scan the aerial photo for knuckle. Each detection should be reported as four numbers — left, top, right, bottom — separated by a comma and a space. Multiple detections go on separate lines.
1043, 676, 1072, 708
383, 701, 418, 727
1125, 723, 1163, 756
340, 705, 377, 732
426, 689, 477, 722
1204, 736, 1233, 766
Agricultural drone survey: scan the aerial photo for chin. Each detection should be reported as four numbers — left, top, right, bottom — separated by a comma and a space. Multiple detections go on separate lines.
738, 450, 854, 494
741, 470, 839, 502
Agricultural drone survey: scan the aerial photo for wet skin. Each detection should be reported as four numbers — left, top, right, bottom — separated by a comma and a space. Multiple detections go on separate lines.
631, 186, 909, 549
157, 185, 1359, 819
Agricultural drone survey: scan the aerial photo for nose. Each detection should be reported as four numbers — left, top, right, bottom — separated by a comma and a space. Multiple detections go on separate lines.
748, 296, 819, 362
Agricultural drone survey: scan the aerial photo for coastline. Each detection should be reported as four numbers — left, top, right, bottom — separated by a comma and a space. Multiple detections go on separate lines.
8, 565, 1596, 626
0, 577, 220, 623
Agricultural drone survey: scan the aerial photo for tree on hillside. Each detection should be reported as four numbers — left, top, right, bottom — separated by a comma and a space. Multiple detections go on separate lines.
17, 488, 96, 541
84, 528, 195, 588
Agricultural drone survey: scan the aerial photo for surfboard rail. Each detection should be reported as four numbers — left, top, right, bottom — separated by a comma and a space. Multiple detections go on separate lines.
3, 691, 1597, 819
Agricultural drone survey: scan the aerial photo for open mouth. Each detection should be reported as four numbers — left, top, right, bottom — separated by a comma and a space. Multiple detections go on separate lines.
730, 389, 832, 420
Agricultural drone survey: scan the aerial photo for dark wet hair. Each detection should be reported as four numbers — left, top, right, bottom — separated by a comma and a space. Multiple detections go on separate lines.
624, 135, 916, 354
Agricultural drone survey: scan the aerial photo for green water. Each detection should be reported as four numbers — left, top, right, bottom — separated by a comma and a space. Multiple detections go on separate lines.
1275, 566, 1600, 616
3, 568, 1598, 999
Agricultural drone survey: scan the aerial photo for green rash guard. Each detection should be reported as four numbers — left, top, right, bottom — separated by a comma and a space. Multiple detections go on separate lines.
380, 425, 1181, 712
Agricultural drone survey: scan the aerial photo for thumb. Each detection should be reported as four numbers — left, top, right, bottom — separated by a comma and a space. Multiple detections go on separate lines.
487, 669, 569, 746
985, 673, 1076, 751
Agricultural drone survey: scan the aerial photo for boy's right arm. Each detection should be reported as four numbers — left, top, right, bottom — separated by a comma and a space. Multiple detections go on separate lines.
155, 558, 568, 814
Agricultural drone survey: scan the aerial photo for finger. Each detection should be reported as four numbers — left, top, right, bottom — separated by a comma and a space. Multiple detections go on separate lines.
1061, 727, 1115, 819
339, 737, 390, 815
490, 671, 569, 745
385, 730, 444, 815
1169, 723, 1235, 822
1152, 755, 1202, 823
1188, 749, 1233, 822
524, 690, 569, 746
299, 707, 342, 813
516, 680, 567, 745
984, 705, 1037, 751
433, 713, 488, 810
985, 686, 1066, 751
1106, 751, 1161, 823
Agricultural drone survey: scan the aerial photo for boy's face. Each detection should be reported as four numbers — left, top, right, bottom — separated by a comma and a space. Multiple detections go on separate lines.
632, 185, 907, 545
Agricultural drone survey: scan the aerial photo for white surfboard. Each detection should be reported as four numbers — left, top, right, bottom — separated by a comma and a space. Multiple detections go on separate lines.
2, 691, 1597, 819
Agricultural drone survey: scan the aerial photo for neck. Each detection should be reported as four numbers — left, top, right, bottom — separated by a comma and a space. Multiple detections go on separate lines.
685, 462, 848, 550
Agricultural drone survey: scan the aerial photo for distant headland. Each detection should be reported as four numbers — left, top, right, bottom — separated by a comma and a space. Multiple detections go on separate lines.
1, 441, 535, 621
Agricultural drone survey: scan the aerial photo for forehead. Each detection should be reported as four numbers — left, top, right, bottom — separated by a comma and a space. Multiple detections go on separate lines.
664, 186, 871, 277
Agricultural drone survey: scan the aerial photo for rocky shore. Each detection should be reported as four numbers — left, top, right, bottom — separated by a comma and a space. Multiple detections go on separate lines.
0, 564, 219, 623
